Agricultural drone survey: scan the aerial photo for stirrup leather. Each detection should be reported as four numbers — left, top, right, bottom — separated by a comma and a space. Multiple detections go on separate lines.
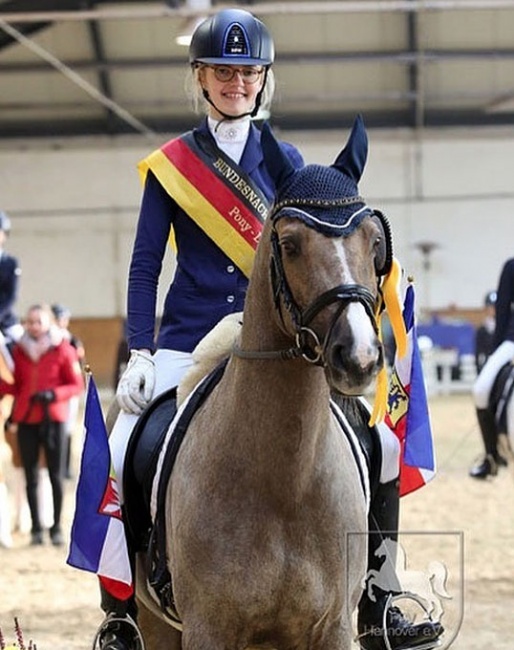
92, 613, 145, 650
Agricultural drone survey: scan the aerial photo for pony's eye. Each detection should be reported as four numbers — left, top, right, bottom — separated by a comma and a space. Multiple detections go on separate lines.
368, 215, 389, 275
369, 210, 393, 276
280, 235, 300, 258
373, 234, 387, 274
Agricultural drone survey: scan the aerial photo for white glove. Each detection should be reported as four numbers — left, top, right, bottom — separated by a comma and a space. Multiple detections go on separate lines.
116, 349, 156, 415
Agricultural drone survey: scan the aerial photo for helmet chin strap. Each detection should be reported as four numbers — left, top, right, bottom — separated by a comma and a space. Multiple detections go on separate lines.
202, 89, 254, 122
202, 68, 269, 124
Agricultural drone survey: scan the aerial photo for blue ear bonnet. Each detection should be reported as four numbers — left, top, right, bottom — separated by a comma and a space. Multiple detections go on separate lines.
271, 163, 372, 237
263, 114, 373, 237
263, 115, 393, 277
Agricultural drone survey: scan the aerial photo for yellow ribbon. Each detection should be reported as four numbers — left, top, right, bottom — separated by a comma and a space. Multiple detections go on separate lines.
369, 257, 408, 426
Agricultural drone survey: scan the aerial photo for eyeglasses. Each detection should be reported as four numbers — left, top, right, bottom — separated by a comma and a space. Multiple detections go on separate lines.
207, 65, 264, 84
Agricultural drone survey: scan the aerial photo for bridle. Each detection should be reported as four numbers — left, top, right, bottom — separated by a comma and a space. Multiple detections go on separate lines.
232, 197, 381, 366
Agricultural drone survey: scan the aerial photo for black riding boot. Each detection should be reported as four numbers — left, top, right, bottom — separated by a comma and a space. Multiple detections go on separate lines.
357, 479, 444, 650
95, 585, 142, 650
469, 408, 501, 479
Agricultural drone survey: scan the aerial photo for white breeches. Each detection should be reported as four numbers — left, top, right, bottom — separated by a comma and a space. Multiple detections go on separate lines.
358, 397, 401, 484
473, 340, 514, 409
109, 349, 194, 502
376, 419, 401, 484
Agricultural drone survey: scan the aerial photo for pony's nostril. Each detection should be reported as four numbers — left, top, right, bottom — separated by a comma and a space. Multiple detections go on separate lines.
331, 343, 350, 369
332, 341, 382, 373
377, 344, 384, 369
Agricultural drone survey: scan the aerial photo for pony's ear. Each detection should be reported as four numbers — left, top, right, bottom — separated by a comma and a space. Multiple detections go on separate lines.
332, 114, 368, 183
261, 121, 297, 190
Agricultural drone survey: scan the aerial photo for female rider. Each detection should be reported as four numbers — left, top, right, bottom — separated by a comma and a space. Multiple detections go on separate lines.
99, 9, 303, 650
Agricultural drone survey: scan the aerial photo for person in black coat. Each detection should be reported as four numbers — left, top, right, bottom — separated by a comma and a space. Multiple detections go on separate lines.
0, 211, 23, 374
470, 260, 514, 478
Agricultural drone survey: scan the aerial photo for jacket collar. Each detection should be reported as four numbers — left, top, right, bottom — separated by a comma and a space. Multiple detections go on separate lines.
196, 118, 263, 174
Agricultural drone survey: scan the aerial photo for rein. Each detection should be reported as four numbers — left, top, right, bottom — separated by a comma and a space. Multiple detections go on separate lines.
232, 197, 380, 366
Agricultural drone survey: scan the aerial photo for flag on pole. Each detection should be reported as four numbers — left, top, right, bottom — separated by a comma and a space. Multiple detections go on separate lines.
385, 283, 436, 497
67, 372, 133, 600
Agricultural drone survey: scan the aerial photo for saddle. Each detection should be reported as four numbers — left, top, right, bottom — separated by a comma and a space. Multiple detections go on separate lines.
122, 388, 178, 551
122, 360, 228, 623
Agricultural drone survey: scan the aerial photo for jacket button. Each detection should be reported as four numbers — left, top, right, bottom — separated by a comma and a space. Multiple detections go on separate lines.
227, 265, 235, 273
226, 295, 235, 303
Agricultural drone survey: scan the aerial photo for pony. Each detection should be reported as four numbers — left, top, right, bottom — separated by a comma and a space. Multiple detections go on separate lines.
118, 115, 400, 650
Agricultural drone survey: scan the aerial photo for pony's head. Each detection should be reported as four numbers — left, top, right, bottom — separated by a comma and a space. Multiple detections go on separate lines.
260, 116, 394, 395
263, 114, 392, 277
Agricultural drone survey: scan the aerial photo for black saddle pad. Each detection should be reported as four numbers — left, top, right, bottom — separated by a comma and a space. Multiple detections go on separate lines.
123, 388, 178, 551
122, 360, 229, 554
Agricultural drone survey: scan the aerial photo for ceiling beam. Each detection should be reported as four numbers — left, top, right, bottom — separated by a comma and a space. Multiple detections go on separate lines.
3, 0, 514, 24
2, 48, 514, 73
0, 0, 70, 49
1, 107, 513, 139
84, 0, 118, 132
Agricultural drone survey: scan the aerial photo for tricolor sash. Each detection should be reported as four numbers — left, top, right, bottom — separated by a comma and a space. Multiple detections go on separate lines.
138, 131, 270, 278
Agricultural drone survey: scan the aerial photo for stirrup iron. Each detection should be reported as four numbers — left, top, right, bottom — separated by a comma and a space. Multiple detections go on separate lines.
383, 593, 443, 650
92, 613, 145, 650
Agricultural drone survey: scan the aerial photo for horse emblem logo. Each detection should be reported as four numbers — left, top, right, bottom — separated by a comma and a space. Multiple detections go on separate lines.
348, 530, 464, 649
363, 538, 451, 622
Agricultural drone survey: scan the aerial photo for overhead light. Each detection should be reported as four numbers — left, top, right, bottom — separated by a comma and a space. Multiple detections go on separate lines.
175, 0, 211, 47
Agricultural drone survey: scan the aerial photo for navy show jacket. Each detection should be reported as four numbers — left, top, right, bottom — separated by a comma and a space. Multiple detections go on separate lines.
127, 119, 304, 353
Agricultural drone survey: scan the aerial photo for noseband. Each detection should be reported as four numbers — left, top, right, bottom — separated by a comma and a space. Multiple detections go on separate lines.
232, 197, 380, 366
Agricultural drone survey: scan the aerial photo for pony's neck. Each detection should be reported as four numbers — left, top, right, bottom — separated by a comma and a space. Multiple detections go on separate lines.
240, 227, 291, 354
228, 229, 332, 474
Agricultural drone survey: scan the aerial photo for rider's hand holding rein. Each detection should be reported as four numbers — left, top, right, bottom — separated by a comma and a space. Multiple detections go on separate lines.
116, 348, 155, 414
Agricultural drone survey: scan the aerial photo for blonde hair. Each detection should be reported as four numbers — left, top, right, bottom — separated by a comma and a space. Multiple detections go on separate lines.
185, 64, 276, 116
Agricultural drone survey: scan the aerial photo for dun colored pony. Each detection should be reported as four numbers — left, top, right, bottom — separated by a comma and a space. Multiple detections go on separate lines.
131, 116, 394, 649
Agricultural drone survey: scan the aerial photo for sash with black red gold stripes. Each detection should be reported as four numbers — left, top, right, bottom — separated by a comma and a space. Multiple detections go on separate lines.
137, 131, 270, 278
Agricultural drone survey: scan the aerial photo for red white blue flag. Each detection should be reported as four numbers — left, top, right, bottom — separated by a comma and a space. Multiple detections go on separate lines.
385, 284, 436, 497
67, 374, 133, 599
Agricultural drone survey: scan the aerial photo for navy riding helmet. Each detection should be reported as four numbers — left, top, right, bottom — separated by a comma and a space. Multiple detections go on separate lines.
189, 9, 274, 119
189, 8, 274, 66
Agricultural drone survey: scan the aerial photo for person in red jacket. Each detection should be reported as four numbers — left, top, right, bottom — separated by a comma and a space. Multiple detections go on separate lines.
0, 303, 84, 545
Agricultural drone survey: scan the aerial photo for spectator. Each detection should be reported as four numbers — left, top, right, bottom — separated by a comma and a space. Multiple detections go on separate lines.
0, 210, 23, 373
0, 210, 22, 547
51, 304, 86, 478
0, 429, 13, 548
0, 304, 84, 545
